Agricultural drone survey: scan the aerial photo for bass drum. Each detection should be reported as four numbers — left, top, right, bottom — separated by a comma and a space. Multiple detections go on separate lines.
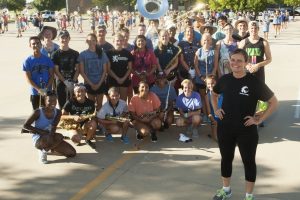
137, 0, 169, 19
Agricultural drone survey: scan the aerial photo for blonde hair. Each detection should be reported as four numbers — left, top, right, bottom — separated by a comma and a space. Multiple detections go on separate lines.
157, 29, 169, 52
113, 33, 124, 40
181, 79, 193, 88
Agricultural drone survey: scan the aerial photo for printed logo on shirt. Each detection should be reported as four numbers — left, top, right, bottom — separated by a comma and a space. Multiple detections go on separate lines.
239, 86, 249, 96
112, 55, 128, 62
167, 48, 174, 55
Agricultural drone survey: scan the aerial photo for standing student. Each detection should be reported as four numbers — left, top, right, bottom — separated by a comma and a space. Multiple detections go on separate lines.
106, 33, 133, 101
23, 36, 54, 110
211, 49, 278, 200
78, 33, 109, 110
52, 30, 80, 109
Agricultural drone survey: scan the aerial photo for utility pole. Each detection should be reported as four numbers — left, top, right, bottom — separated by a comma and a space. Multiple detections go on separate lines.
66, 0, 69, 14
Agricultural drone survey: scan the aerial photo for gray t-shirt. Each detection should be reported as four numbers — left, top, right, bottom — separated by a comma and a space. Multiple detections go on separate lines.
78, 49, 109, 84
97, 99, 128, 119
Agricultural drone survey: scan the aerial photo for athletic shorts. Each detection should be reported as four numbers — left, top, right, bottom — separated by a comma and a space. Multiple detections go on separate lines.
85, 83, 108, 95
107, 77, 131, 88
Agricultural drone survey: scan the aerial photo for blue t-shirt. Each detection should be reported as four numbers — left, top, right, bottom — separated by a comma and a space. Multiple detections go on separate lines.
207, 91, 223, 120
78, 49, 109, 84
150, 84, 177, 109
22, 54, 54, 95
178, 30, 202, 43
176, 91, 202, 112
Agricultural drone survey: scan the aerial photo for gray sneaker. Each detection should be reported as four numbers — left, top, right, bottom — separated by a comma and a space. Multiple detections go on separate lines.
213, 188, 232, 200
186, 125, 192, 135
38, 150, 48, 164
192, 128, 199, 138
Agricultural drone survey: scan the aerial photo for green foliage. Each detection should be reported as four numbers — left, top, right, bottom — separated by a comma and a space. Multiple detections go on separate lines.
0, 0, 26, 11
208, 0, 283, 12
284, 0, 300, 6
92, 0, 136, 11
32, 0, 65, 11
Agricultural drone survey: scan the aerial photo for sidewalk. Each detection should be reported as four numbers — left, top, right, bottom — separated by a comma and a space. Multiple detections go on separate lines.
0, 18, 299, 200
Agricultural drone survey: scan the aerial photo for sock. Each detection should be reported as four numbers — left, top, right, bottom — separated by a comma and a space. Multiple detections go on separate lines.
246, 193, 253, 198
222, 186, 231, 192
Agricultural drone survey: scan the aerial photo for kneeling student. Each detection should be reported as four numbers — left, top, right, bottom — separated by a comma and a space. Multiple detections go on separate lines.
176, 79, 202, 139
97, 87, 130, 144
61, 83, 97, 149
23, 91, 76, 164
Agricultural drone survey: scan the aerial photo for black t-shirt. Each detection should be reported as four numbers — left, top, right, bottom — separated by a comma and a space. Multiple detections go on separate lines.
52, 48, 79, 81
177, 40, 200, 69
63, 98, 95, 115
97, 42, 114, 53
213, 73, 274, 129
106, 48, 133, 78
154, 43, 180, 71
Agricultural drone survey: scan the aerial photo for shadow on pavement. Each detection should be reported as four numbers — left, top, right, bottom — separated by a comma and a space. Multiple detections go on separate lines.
259, 100, 300, 144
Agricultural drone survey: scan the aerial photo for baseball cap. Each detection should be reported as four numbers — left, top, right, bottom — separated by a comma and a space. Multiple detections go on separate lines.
74, 83, 86, 92
97, 24, 107, 30
58, 30, 70, 38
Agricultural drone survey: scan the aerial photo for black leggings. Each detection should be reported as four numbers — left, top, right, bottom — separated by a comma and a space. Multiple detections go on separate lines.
217, 124, 259, 182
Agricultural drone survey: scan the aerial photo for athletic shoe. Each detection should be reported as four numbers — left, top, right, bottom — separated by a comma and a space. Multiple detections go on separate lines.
192, 128, 199, 138
150, 131, 158, 142
86, 140, 96, 149
106, 134, 114, 142
135, 130, 143, 141
212, 188, 232, 200
121, 135, 130, 144
38, 150, 48, 164
179, 133, 192, 143
244, 196, 255, 200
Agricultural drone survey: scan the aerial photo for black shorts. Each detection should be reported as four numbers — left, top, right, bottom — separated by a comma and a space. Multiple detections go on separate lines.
107, 77, 131, 88
30, 95, 45, 110
85, 83, 108, 95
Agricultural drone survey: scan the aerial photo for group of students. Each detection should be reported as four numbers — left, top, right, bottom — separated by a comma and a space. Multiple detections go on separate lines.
22, 14, 279, 200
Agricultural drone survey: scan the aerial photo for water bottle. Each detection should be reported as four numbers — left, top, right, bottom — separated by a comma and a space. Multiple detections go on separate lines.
189, 66, 196, 79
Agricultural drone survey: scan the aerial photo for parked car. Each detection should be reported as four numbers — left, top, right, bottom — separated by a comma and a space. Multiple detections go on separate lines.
41, 10, 55, 22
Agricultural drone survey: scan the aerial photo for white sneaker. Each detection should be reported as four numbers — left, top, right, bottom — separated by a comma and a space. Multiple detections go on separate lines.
179, 133, 192, 143
38, 150, 48, 164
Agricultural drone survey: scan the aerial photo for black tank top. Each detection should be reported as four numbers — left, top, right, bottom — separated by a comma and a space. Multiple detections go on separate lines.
244, 37, 266, 83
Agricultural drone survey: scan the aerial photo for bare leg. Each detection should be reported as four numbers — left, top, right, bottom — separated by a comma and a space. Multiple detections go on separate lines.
52, 141, 76, 157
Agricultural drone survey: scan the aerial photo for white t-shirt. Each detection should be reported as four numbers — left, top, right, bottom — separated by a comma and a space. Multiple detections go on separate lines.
97, 99, 128, 119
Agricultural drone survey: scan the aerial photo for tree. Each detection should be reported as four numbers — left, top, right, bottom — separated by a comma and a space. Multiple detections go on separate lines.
32, 0, 65, 11
284, 0, 300, 6
92, 0, 136, 11
0, 0, 26, 12
208, 0, 279, 12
